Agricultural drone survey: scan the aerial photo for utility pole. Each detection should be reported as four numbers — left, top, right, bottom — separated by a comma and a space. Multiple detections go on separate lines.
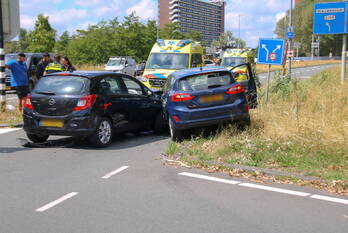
342, 35, 347, 83
288, 0, 293, 79
0, 0, 6, 111
238, 14, 241, 49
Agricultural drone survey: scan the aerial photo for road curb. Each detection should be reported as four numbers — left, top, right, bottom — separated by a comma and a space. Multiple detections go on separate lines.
0, 123, 23, 128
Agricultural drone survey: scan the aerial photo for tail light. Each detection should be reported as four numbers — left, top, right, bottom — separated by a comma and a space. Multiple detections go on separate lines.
73, 94, 97, 111
172, 115, 180, 123
23, 96, 33, 110
170, 93, 195, 102
245, 104, 249, 113
226, 84, 244, 94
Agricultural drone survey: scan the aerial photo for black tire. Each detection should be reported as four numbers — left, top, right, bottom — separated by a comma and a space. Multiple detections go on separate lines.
236, 117, 251, 131
169, 118, 183, 142
27, 133, 49, 143
89, 117, 113, 147
154, 112, 166, 134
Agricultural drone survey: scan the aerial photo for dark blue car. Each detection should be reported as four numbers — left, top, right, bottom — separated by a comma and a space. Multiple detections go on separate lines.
162, 66, 251, 141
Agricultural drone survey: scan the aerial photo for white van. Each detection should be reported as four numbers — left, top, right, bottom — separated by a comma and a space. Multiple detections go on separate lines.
105, 56, 136, 77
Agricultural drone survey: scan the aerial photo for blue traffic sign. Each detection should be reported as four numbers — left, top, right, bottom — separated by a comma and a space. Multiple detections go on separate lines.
257, 38, 285, 65
287, 31, 294, 39
314, 2, 348, 35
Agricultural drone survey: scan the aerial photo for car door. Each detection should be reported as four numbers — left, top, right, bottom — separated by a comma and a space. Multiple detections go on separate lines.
98, 75, 133, 132
230, 63, 258, 109
120, 75, 161, 130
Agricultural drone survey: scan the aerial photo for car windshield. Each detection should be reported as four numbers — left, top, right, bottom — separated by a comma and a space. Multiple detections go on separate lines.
34, 76, 90, 95
146, 53, 189, 70
107, 59, 124, 66
178, 71, 233, 91
222, 57, 245, 67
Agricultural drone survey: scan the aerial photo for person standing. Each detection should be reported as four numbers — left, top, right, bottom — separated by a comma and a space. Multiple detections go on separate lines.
5, 53, 29, 112
61, 56, 76, 72
35, 53, 51, 80
44, 54, 64, 75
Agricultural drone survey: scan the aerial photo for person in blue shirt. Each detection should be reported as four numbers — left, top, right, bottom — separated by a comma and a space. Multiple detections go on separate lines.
5, 53, 29, 111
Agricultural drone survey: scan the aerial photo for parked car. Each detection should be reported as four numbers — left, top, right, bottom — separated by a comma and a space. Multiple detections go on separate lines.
23, 71, 164, 147
5, 53, 54, 91
162, 66, 250, 141
105, 56, 137, 77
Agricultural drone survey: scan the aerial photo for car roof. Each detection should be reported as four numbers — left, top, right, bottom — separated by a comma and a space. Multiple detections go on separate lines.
170, 66, 230, 79
45, 71, 123, 78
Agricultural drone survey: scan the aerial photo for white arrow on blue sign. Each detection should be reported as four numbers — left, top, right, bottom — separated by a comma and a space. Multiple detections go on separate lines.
257, 38, 285, 65
314, 1, 348, 35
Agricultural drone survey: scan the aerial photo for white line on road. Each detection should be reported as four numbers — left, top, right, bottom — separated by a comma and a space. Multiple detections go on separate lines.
178, 172, 240, 185
0, 128, 21, 135
310, 194, 348, 205
101, 166, 129, 179
35, 192, 78, 212
238, 182, 310, 197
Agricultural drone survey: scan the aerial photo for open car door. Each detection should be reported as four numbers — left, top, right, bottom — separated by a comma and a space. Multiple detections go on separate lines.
230, 63, 258, 109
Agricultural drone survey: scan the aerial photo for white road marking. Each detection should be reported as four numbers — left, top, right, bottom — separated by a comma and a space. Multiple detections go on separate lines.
0, 128, 21, 135
310, 194, 348, 205
101, 166, 129, 179
238, 182, 310, 197
35, 192, 78, 212
178, 172, 240, 185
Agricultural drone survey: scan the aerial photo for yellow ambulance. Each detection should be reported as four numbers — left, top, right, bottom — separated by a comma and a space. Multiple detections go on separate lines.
221, 49, 252, 82
141, 39, 204, 91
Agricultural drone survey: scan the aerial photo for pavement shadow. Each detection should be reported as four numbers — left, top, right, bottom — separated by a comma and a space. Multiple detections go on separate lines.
0, 147, 32, 154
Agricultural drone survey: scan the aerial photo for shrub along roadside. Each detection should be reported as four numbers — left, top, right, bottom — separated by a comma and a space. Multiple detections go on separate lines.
166, 67, 348, 193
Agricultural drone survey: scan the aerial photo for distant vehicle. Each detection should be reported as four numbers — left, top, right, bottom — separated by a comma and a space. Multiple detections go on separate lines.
162, 66, 251, 141
23, 71, 164, 147
204, 60, 215, 66
141, 39, 204, 91
5, 53, 54, 91
135, 62, 146, 77
105, 56, 137, 77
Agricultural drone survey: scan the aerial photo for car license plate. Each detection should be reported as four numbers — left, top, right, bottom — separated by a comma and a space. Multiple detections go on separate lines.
40, 119, 64, 128
200, 94, 224, 103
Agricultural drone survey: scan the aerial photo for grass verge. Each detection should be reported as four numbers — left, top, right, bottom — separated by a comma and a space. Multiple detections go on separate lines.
0, 110, 22, 126
167, 67, 348, 194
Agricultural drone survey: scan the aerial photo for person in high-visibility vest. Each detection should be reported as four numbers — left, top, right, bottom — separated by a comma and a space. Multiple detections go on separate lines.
44, 54, 64, 75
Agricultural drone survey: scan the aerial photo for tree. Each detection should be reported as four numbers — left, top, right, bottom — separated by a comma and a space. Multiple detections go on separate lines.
159, 23, 185, 40
4, 41, 19, 53
211, 31, 246, 49
184, 30, 202, 42
18, 29, 29, 52
27, 14, 56, 52
54, 31, 71, 54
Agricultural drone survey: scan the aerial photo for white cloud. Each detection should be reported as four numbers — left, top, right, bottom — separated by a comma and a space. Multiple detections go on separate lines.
126, 0, 156, 20
74, 0, 103, 7
20, 15, 35, 29
276, 12, 286, 22
44, 9, 88, 26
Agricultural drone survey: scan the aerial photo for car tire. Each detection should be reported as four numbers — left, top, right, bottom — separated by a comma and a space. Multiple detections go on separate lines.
89, 117, 113, 147
27, 133, 49, 143
236, 117, 251, 131
154, 112, 166, 134
169, 118, 183, 142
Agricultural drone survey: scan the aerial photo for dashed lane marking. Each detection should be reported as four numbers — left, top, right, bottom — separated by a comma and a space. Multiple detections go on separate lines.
178, 172, 348, 206
101, 166, 129, 179
0, 128, 21, 135
35, 192, 78, 212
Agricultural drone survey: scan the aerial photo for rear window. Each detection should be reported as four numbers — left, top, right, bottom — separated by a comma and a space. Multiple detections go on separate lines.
34, 76, 90, 95
178, 72, 233, 91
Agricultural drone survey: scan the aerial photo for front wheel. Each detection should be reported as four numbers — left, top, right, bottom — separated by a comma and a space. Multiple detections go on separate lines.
27, 133, 49, 143
89, 118, 113, 147
169, 118, 183, 142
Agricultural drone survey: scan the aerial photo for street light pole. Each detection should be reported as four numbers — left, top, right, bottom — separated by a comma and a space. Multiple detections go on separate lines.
238, 14, 241, 49
0, 0, 6, 112
288, 0, 293, 79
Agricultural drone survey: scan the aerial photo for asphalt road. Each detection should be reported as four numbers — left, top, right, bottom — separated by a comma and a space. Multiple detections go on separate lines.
0, 128, 347, 233
258, 63, 339, 83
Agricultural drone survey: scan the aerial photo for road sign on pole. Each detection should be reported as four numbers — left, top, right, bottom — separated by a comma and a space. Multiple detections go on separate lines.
257, 38, 285, 65
313, 1, 347, 83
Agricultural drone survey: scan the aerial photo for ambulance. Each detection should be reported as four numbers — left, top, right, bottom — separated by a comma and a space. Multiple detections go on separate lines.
221, 48, 252, 82
141, 39, 204, 91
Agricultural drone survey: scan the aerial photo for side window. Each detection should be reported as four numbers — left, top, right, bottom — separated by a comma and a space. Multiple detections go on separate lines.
191, 53, 203, 68
99, 76, 123, 95
122, 77, 144, 95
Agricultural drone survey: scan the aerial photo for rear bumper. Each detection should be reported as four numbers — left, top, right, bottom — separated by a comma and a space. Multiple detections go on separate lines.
168, 99, 250, 130
23, 111, 99, 137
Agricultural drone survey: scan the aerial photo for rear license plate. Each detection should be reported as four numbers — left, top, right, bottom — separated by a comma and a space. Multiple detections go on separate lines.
40, 119, 64, 128
200, 94, 224, 103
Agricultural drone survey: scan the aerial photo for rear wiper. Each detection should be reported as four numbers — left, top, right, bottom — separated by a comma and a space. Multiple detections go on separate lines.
208, 85, 222, 89
36, 91, 56, 95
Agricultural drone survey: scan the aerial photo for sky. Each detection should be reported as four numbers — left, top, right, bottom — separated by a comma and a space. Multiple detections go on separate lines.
19, 0, 290, 47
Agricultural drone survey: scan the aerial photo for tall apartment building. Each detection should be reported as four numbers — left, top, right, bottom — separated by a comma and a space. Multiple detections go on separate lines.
158, 0, 226, 45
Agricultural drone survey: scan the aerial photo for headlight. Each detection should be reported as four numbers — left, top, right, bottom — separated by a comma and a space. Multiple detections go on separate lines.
141, 77, 148, 82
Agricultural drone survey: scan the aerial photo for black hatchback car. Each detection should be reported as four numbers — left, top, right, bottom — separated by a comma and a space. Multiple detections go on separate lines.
23, 71, 164, 147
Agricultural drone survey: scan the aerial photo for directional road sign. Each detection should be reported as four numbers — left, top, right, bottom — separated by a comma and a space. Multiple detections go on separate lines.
257, 38, 285, 65
313, 1, 348, 35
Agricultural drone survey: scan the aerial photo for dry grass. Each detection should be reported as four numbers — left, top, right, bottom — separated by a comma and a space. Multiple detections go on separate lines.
0, 110, 22, 126
256, 60, 340, 74
168, 67, 348, 185
75, 64, 104, 71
